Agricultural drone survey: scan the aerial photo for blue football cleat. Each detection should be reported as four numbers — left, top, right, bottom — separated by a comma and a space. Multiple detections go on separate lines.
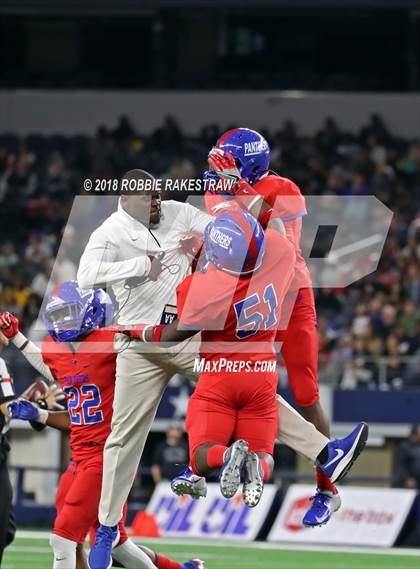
181, 560, 207, 569
220, 439, 249, 499
318, 422, 369, 483
243, 452, 264, 508
303, 490, 342, 527
88, 524, 120, 569
171, 467, 208, 499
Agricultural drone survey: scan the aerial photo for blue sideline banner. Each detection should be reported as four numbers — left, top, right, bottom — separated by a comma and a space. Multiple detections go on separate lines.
146, 482, 277, 540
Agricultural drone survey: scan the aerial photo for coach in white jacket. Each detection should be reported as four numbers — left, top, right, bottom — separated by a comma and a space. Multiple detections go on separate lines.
77, 170, 211, 528
78, 170, 330, 533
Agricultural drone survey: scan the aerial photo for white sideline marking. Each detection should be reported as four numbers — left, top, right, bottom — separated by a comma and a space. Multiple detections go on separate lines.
7, 546, 51, 553
15, 530, 419, 557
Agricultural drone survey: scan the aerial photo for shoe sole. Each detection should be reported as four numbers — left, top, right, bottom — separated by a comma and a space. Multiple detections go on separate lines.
331, 422, 369, 483
243, 453, 264, 508
220, 440, 249, 499
303, 513, 332, 528
171, 480, 207, 499
304, 516, 331, 528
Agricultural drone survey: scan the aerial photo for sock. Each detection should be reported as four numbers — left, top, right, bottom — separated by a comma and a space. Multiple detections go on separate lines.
206, 445, 228, 469
112, 539, 156, 569
317, 445, 329, 464
50, 534, 76, 569
260, 459, 271, 482
155, 553, 182, 569
316, 467, 338, 494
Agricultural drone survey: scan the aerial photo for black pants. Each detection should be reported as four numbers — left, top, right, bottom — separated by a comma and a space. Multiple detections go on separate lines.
0, 445, 16, 566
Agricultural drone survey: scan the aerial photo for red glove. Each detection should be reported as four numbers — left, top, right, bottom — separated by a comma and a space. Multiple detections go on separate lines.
208, 149, 276, 226
208, 149, 241, 187
0, 312, 20, 339
208, 149, 261, 200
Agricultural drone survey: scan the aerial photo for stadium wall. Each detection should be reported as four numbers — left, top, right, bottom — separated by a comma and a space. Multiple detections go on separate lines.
0, 90, 419, 137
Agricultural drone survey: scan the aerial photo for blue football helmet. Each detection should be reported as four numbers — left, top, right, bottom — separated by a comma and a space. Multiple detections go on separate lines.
204, 210, 265, 275
43, 281, 113, 342
213, 128, 270, 185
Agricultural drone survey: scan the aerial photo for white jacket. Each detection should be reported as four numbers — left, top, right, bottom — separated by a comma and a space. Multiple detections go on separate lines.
77, 200, 211, 325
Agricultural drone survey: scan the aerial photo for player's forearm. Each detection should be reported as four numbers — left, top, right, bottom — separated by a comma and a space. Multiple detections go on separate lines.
11, 332, 55, 382
45, 410, 71, 431
7, 399, 69, 430
142, 320, 198, 345
162, 321, 197, 343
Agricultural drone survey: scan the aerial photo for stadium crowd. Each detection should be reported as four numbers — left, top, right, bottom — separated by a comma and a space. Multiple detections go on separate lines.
0, 114, 418, 393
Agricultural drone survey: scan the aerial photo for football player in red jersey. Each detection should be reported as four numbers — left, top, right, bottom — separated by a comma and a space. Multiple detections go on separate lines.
130, 208, 295, 508
202, 128, 341, 526
0, 286, 205, 569
126, 210, 368, 510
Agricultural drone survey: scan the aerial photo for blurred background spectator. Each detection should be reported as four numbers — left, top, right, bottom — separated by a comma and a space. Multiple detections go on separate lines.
393, 425, 420, 490
151, 427, 189, 485
0, 114, 418, 394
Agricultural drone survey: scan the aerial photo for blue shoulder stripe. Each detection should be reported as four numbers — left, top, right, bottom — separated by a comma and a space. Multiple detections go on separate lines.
281, 210, 307, 222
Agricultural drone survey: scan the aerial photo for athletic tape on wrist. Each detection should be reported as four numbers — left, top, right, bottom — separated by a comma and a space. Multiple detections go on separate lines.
141, 325, 154, 342
37, 408, 49, 424
11, 332, 29, 351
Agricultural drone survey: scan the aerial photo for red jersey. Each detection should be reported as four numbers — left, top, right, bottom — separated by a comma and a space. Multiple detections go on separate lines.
176, 230, 295, 364
205, 175, 312, 291
42, 329, 116, 461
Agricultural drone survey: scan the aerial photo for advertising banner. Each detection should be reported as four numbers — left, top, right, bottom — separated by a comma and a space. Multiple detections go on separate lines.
268, 484, 416, 547
147, 482, 278, 541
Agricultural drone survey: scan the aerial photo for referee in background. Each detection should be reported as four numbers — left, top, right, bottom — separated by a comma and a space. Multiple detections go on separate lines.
0, 330, 64, 564
0, 347, 16, 565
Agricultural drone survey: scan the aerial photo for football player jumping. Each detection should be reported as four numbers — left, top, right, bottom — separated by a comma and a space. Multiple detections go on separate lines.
0, 287, 205, 569
126, 207, 368, 510
202, 127, 342, 526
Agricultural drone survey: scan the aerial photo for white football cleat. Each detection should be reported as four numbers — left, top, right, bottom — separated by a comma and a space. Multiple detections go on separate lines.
171, 467, 208, 499
243, 452, 264, 508
220, 439, 249, 499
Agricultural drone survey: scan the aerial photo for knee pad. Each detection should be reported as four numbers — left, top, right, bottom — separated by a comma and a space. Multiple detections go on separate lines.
50, 533, 77, 568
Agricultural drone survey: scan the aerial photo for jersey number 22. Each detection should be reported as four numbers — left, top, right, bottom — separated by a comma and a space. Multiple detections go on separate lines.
65, 384, 104, 425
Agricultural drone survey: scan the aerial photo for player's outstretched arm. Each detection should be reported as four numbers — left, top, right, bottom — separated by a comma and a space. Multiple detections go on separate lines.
0, 311, 54, 382
7, 400, 70, 431
43, 410, 71, 431
125, 319, 198, 345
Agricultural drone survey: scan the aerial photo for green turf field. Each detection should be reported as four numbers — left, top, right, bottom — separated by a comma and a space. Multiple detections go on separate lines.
3, 534, 419, 569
